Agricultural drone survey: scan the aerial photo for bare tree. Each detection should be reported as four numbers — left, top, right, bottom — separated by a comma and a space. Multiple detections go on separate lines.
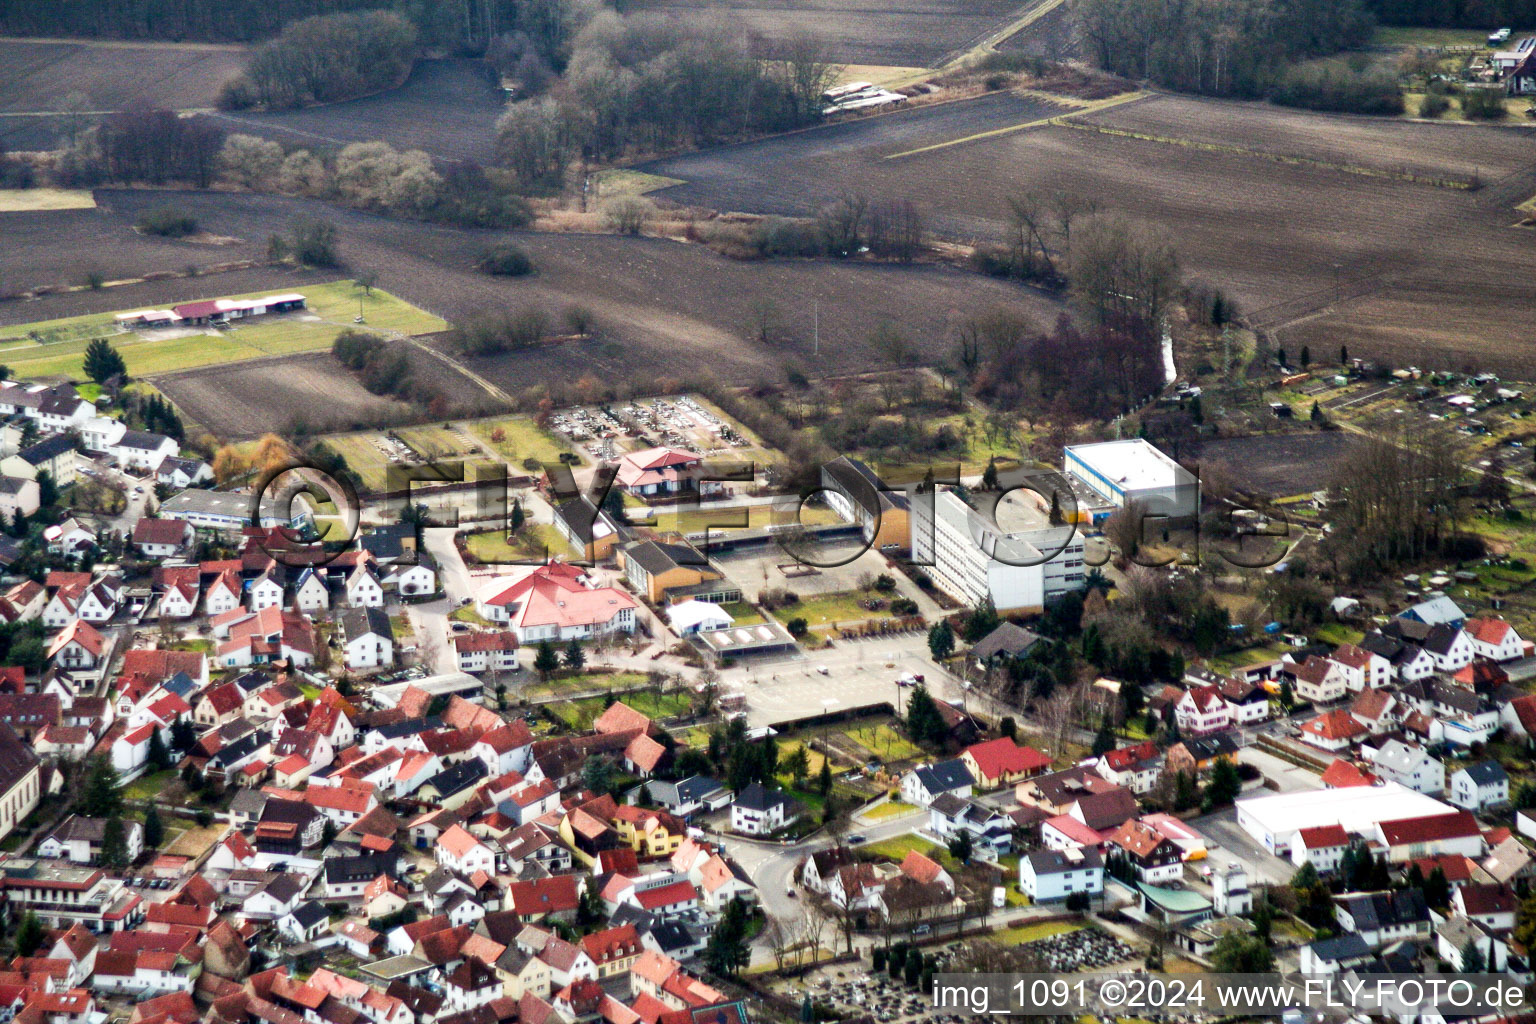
1038, 682, 1086, 759
801, 897, 832, 966
1103, 497, 1150, 560
816, 193, 867, 256
764, 915, 794, 972
772, 29, 844, 120
745, 297, 781, 345
1005, 192, 1057, 278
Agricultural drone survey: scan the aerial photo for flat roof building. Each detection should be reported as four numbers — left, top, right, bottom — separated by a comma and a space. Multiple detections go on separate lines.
1064, 439, 1199, 520
1235, 782, 1453, 855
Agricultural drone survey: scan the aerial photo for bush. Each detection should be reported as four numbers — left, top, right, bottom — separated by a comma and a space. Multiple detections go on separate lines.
1417, 93, 1450, 118
1461, 87, 1508, 120
751, 217, 826, 258
135, 207, 199, 237
1270, 66, 1403, 116
890, 597, 919, 616
332, 329, 385, 369
476, 242, 534, 277
786, 617, 808, 637
456, 308, 550, 356
601, 195, 653, 235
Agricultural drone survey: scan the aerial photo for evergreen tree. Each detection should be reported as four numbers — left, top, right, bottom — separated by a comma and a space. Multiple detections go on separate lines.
927, 621, 955, 661
1424, 866, 1451, 909
14, 911, 43, 957
947, 831, 973, 865
999, 716, 1017, 740
1461, 939, 1486, 974
1310, 400, 1324, 423
510, 498, 525, 532
903, 685, 949, 747
1278, 677, 1294, 711
81, 754, 121, 817
1300, 345, 1311, 367
99, 817, 128, 869
533, 640, 559, 677
1173, 770, 1197, 811
1202, 757, 1241, 810
170, 718, 196, 751
1189, 395, 1204, 425
961, 598, 1000, 643
702, 898, 751, 977
1092, 720, 1116, 756
83, 338, 128, 383
37, 471, 57, 510
1340, 343, 1349, 365
563, 638, 585, 671
817, 758, 832, 798
1048, 489, 1063, 524
147, 728, 170, 771
981, 457, 998, 490
143, 804, 164, 850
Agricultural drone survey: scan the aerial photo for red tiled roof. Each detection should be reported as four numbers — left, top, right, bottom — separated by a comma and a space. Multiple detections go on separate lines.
1301, 709, 1367, 742
1379, 811, 1481, 846
1298, 825, 1349, 849
963, 737, 1050, 780
1320, 759, 1378, 788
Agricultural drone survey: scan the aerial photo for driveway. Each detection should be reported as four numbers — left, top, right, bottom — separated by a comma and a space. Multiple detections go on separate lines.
1187, 806, 1298, 886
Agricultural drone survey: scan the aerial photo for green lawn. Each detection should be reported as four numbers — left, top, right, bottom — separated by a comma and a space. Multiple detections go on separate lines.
548, 690, 693, 730
0, 280, 445, 381
466, 524, 571, 563
844, 722, 923, 761
524, 670, 650, 699
450, 604, 492, 626
719, 601, 765, 625
862, 834, 949, 864
650, 503, 839, 535
464, 415, 581, 468
861, 799, 919, 821
1374, 25, 1497, 47
0, 188, 95, 212
769, 590, 898, 628
992, 920, 1082, 944
121, 770, 176, 802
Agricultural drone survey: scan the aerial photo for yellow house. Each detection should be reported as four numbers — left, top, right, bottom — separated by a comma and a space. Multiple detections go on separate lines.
620, 540, 739, 604
580, 924, 644, 978
559, 806, 620, 867
495, 949, 551, 999
611, 806, 686, 857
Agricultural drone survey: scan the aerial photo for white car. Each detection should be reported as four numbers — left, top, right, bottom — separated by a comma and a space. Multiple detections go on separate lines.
815, 665, 829, 675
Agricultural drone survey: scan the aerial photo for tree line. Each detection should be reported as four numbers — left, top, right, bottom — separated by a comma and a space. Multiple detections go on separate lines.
496, 19, 836, 185
1365, 0, 1536, 26
1075, 0, 1380, 103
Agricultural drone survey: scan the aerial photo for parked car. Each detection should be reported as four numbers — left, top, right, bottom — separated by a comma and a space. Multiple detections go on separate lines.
847, 834, 867, 845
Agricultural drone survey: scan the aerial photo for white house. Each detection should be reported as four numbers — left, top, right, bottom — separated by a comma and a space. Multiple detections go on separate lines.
384, 563, 435, 598
248, 572, 284, 611
1290, 824, 1351, 874
131, 519, 194, 560
475, 562, 637, 644
1465, 617, 1524, 662
1449, 762, 1509, 812
1019, 847, 1103, 903
731, 782, 799, 836
1330, 644, 1392, 691
1175, 686, 1232, 737
277, 902, 331, 944
204, 572, 242, 617
341, 607, 394, 672
900, 760, 975, 808
1369, 739, 1444, 795
292, 570, 330, 613
108, 430, 179, 473
437, 824, 498, 877
346, 563, 385, 608
37, 815, 143, 865
1333, 889, 1432, 947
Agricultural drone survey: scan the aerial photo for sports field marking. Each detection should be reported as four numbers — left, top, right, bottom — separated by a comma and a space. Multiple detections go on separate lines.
882, 89, 1146, 159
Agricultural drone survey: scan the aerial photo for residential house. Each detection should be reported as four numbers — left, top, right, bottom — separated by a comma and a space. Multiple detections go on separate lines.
342, 606, 395, 672
960, 737, 1049, 790
1368, 739, 1444, 795
475, 562, 637, 643
455, 631, 520, 675
132, 519, 195, 560
1332, 889, 1431, 947
1175, 685, 1232, 736
1105, 820, 1184, 884
730, 782, 800, 836
900, 759, 975, 808
1448, 761, 1509, 812
1019, 847, 1103, 903
1096, 740, 1161, 795
0, 477, 39, 520
1465, 617, 1525, 662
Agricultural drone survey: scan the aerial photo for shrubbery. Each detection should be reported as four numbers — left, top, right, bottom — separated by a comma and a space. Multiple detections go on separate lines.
1270, 66, 1404, 115
476, 243, 534, 277
1461, 87, 1508, 120
455, 309, 550, 356
136, 207, 198, 237
219, 11, 418, 110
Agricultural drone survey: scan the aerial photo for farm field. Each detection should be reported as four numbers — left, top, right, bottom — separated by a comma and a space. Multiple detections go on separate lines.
0, 39, 246, 150
213, 58, 506, 164
644, 91, 1536, 373
619, 0, 1028, 66
1, 189, 1062, 397
0, 280, 445, 381
1192, 432, 1370, 498
0, 188, 93, 212
155, 353, 424, 439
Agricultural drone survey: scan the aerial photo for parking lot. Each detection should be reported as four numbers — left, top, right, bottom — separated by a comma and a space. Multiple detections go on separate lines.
1188, 807, 1299, 886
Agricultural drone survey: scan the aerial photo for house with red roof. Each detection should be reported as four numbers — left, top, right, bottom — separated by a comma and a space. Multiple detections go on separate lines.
579, 925, 643, 979
506, 876, 583, 921
1330, 643, 1391, 692
1320, 758, 1378, 789
437, 824, 497, 878
214, 606, 315, 669
132, 519, 194, 560
1465, 617, 1525, 662
614, 447, 718, 499
1095, 740, 1162, 794
454, 631, 519, 674
960, 737, 1050, 789
1299, 708, 1368, 752
1175, 685, 1233, 737
46, 619, 104, 671
1374, 811, 1486, 862
1290, 824, 1351, 873
475, 562, 637, 643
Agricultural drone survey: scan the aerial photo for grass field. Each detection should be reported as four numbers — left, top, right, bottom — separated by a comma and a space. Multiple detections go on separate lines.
1373, 26, 1498, 47
464, 415, 581, 468
649, 503, 841, 534
0, 188, 95, 212
593, 169, 686, 197
862, 834, 949, 863
769, 590, 900, 628
861, 798, 919, 820
0, 280, 445, 381
467, 524, 570, 563
992, 920, 1081, 944
524, 670, 650, 699
548, 689, 693, 729
719, 600, 765, 625
844, 721, 924, 761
